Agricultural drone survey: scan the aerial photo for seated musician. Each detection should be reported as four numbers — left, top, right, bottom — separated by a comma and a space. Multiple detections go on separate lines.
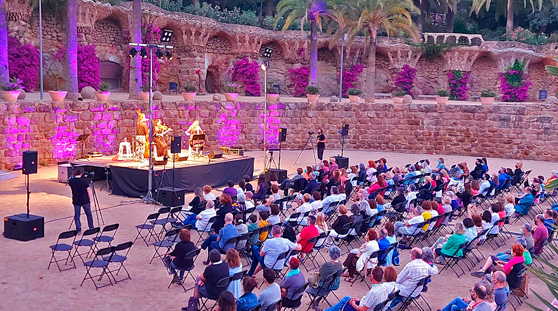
186, 120, 205, 156
153, 119, 172, 158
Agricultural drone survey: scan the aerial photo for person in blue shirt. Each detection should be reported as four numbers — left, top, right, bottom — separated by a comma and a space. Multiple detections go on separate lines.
202, 213, 238, 264
496, 168, 511, 190
436, 158, 446, 172
514, 187, 535, 216
544, 209, 557, 235
237, 276, 259, 311
303, 172, 319, 194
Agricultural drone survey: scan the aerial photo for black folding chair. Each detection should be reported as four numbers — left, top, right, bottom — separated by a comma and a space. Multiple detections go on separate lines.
80, 246, 116, 290
72, 227, 100, 263
195, 216, 217, 244
134, 213, 160, 246
350, 250, 380, 288
259, 251, 289, 288
149, 228, 179, 264
261, 299, 282, 311
169, 248, 201, 292
397, 277, 431, 311
105, 241, 133, 283
151, 207, 172, 238
282, 282, 309, 311
92, 223, 119, 251
374, 289, 400, 311
199, 276, 233, 311
438, 242, 467, 277
305, 268, 345, 309
48, 230, 79, 272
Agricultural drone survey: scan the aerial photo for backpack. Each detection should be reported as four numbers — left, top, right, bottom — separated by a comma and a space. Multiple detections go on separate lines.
184, 297, 199, 311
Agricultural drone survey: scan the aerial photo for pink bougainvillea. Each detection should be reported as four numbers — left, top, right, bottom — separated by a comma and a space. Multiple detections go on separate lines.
288, 66, 310, 97
340, 64, 364, 97
447, 70, 470, 100
394, 65, 417, 97
499, 60, 531, 102
55, 44, 101, 91
230, 58, 261, 96
8, 37, 40, 91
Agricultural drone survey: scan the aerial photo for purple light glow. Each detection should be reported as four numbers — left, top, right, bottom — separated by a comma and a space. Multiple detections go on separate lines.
51, 111, 79, 159
217, 102, 242, 146
260, 103, 281, 147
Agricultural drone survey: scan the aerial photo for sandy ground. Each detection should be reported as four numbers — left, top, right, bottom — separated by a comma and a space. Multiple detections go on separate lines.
1, 149, 556, 311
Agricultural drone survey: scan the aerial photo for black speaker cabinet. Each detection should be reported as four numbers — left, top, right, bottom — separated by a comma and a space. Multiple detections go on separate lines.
22, 151, 38, 175
157, 187, 185, 207
334, 156, 349, 169
170, 136, 182, 154
3, 214, 44, 241
341, 123, 349, 137
265, 168, 287, 183
279, 128, 287, 142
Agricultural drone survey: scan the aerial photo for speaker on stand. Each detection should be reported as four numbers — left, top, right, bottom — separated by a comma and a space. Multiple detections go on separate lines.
279, 128, 287, 169
336, 124, 350, 169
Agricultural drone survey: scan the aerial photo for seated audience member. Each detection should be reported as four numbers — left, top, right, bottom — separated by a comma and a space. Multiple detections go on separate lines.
234, 215, 248, 250
357, 163, 367, 185
308, 246, 343, 288
383, 222, 399, 266
514, 187, 534, 216
390, 248, 438, 308
405, 185, 418, 209
463, 217, 478, 242
322, 186, 341, 214
349, 204, 364, 233
492, 236, 532, 268
304, 172, 320, 194
544, 209, 557, 235
253, 174, 267, 201
496, 168, 511, 190
226, 249, 243, 299
189, 200, 216, 230
471, 158, 485, 179
280, 258, 306, 308
247, 215, 260, 246
315, 266, 391, 311
267, 184, 281, 204
244, 175, 253, 192
391, 187, 406, 210
188, 187, 205, 214
311, 191, 323, 211
202, 213, 238, 264
280, 167, 304, 191
393, 207, 425, 237
457, 183, 475, 210
471, 243, 526, 290
223, 180, 237, 198
244, 191, 255, 209
326, 205, 351, 244
493, 271, 509, 308
533, 214, 549, 255
315, 212, 329, 247
213, 194, 234, 231
192, 249, 229, 300
167, 229, 197, 284
259, 268, 281, 310
258, 211, 270, 241
214, 291, 236, 311
267, 204, 281, 225
438, 282, 494, 311
203, 185, 217, 201
297, 215, 320, 255
247, 225, 301, 276
237, 276, 259, 311
432, 222, 467, 262
256, 198, 271, 214
343, 229, 379, 281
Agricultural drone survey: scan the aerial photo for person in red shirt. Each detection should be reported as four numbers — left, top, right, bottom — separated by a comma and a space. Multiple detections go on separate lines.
533, 214, 549, 255
297, 215, 319, 257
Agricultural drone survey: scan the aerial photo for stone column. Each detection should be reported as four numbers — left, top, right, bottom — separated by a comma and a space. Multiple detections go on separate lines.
128, 0, 142, 99
0, 0, 10, 84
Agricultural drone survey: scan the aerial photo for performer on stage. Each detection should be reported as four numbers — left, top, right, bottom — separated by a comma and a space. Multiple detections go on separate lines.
186, 120, 205, 157
135, 109, 148, 161
153, 119, 171, 157
316, 129, 326, 160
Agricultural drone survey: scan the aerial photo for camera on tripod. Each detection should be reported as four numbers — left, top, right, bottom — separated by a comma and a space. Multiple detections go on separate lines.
83, 171, 95, 183
308, 131, 315, 135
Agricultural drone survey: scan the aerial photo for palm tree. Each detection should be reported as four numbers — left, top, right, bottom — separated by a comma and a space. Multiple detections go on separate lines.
129, 0, 142, 99
331, 0, 419, 101
414, 0, 458, 33
0, 0, 9, 85
275, 0, 330, 85
471, 0, 542, 35
66, 0, 78, 98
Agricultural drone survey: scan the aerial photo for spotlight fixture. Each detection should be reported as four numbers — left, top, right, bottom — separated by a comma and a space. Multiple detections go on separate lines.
262, 47, 273, 58
140, 48, 148, 58
129, 48, 137, 57
160, 29, 173, 43
155, 48, 164, 59
165, 50, 173, 60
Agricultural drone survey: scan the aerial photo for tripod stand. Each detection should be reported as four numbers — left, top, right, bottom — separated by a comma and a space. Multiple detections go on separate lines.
294, 132, 317, 166
68, 175, 105, 229
266, 150, 278, 170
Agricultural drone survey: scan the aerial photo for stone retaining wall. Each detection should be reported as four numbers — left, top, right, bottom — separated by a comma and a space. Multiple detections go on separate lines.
1, 100, 557, 169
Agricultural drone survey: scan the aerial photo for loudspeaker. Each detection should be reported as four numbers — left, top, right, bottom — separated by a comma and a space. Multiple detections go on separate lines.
334, 156, 349, 169
279, 128, 287, 142
341, 123, 349, 137
3, 214, 45, 241
22, 151, 38, 175
170, 136, 181, 154
157, 187, 185, 207
265, 168, 288, 183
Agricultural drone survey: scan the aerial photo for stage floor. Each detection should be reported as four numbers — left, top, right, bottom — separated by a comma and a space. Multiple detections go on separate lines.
71, 155, 254, 197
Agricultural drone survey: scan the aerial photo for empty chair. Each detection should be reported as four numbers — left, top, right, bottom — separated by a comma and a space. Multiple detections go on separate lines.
134, 213, 160, 246
105, 241, 134, 283
80, 246, 115, 290
72, 227, 100, 263
93, 223, 119, 252
48, 230, 79, 272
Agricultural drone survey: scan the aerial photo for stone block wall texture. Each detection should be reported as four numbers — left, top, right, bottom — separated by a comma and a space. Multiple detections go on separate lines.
1, 100, 558, 169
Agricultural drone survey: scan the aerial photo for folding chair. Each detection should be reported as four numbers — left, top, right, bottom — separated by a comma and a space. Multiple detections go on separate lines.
105, 241, 133, 283
48, 230, 79, 272
92, 223, 119, 253
134, 213, 160, 246
80, 246, 116, 290
169, 248, 201, 292
261, 299, 282, 311
350, 250, 380, 288
438, 242, 467, 278
169, 206, 184, 223
199, 276, 233, 311
149, 228, 179, 264
72, 227, 100, 263
195, 216, 217, 244
151, 207, 172, 238
235, 232, 252, 266
374, 290, 400, 311
282, 282, 309, 311
397, 277, 431, 311
305, 268, 345, 310
259, 251, 289, 288
333, 222, 354, 252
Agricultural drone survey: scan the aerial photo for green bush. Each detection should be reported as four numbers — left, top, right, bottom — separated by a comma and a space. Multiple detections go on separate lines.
480, 89, 495, 97
347, 88, 362, 96
98, 82, 111, 92
392, 89, 407, 96
306, 85, 319, 95
183, 3, 258, 26
183, 84, 196, 92
437, 89, 450, 97
144, 0, 182, 12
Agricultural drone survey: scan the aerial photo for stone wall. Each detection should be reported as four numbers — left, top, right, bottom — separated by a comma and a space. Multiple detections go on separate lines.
1, 100, 558, 169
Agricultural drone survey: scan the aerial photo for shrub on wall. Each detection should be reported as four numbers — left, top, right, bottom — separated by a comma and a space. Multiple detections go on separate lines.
341, 64, 364, 97
447, 70, 470, 100
288, 66, 309, 97
8, 37, 40, 91
394, 65, 417, 97
77, 45, 101, 91
499, 60, 532, 102
230, 58, 261, 96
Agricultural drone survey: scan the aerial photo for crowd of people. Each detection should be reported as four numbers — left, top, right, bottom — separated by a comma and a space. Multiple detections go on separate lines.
161, 156, 557, 311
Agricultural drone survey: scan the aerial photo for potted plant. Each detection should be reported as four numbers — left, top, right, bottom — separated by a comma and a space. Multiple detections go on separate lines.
140, 85, 150, 101
480, 89, 495, 105
95, 82, 111, 101
391, 89, 406, 104
182, 84, 197, 101
266, 82, 279, 102
224, 83, 238, 101
436, 89, 450, 105
306, 84, 320, 103
347, 88, 362, 103
1, 78, 21, 103
49, 72, 67, 102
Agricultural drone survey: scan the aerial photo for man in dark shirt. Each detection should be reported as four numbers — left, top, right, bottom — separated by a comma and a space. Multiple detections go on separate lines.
192, 249, 230, 300
68, 167, 94, 232
316, 129, 326, 161
303, 173, 319, 194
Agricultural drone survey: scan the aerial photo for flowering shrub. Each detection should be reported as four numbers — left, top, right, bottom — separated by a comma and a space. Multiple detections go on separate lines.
8, 37, 40, 91
230, 58, 261, 96
499, 60, 531, 102
394, 65, 417, 97
183, 3, 259, 26
77, 45, 101, 90
447, 70, 470, 100
340, 64, 364, 97
288, 66, 309, 97
142, 23, 162, 87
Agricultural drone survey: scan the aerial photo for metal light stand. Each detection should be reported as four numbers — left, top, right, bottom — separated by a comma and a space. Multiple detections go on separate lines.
39, 0, 44, 100
338, 34, 347, 102
262, 60, 269, 173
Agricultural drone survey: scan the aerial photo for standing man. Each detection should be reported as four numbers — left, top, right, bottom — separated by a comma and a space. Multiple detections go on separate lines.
316, 129, 325, 161
68, 167, 94, 233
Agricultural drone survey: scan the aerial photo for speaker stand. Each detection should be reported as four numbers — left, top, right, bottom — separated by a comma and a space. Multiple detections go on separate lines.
25, 174, 30, 218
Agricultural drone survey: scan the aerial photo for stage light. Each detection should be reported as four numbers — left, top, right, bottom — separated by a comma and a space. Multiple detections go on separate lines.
261, 64, 267, 71
140, 48, 148, 58
262, 47, 273, 58
155, 48, 164, 59
165, 50, 172, 60
160, 29, 173, 43
129, 48, 137, 57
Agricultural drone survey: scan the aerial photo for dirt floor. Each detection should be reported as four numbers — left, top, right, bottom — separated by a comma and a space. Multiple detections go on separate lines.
1, 149, 556, 311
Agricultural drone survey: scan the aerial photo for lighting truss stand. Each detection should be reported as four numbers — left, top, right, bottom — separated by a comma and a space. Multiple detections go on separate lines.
294, 132, 317, 166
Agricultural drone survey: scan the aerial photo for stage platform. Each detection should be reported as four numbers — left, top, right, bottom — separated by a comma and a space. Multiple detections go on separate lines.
71, 155, 254, 198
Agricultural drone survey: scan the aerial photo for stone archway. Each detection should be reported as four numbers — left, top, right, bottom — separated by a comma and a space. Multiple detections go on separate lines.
100, 61, 123, 90
205, 67, 220, 93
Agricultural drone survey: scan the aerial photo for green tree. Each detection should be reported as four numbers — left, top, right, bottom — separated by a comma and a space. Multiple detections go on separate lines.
275, 0, 331, 85
331, 0, 419, 101
471, 0, 542, 35
414, 0, 458, 33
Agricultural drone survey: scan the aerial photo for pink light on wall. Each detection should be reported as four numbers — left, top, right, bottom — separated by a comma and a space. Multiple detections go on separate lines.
260, 103, 282, 148
51, 113, 79, 160
217, 102, 242, 146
